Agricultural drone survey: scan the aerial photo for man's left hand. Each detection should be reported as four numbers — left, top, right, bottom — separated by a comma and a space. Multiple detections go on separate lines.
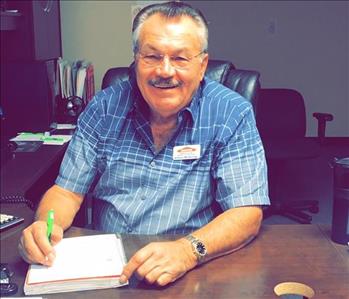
120, 239, 197, 286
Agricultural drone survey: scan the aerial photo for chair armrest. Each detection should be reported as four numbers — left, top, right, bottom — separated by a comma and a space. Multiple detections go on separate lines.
312, 112, 333, 122
312, 112, 334, 144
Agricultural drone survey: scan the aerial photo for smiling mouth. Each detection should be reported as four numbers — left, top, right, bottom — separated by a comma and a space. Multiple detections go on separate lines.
149, 78, 181, 90
153, 85, 178, 89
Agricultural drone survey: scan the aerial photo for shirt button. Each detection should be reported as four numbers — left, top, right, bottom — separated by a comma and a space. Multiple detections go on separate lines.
150, 161, 156, 168
127, 227, 133, 233
141, 196, 146, 201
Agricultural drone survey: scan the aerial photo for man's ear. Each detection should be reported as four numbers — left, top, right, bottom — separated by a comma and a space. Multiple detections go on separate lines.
199, 53, 209, 80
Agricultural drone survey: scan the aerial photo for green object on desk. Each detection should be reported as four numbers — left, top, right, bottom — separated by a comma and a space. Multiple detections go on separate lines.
21, 132, 44, 136
42, 137, 65, 142
46, 209, 54, 242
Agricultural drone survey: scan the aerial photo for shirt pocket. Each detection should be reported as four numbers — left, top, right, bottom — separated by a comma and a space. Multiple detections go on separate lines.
160, 142, 214, 175
147, 150, 213, 197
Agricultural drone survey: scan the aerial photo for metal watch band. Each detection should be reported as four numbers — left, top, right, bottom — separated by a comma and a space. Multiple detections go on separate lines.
185, 234, 207, 263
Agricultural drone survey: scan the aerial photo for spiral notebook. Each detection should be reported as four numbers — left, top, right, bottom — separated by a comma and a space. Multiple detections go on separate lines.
24, 234, 128, 295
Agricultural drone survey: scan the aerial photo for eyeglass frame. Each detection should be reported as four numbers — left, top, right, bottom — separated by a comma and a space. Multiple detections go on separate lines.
136, 50, 207, 70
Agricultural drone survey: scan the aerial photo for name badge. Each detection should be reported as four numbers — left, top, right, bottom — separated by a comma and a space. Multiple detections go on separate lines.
173, 144, 201, 160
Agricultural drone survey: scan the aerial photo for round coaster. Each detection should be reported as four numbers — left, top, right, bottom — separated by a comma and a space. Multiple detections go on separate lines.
274, 282, 315, 298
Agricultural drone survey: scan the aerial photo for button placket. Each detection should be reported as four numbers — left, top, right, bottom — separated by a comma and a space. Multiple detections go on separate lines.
139, 180, 147, 201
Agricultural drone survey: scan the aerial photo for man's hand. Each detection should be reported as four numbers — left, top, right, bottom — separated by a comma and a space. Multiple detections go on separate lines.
120, 239, 197, 286
18, 185, 83, 266
18, 220, 63, 266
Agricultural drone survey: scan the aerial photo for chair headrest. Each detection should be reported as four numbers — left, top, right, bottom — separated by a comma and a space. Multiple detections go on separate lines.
205, 60, 235, 83
101, 66, 131, 90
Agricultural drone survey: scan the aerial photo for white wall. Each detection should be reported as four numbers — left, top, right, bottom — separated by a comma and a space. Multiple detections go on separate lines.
60, 0, 349, 136
60, 1, 134, 92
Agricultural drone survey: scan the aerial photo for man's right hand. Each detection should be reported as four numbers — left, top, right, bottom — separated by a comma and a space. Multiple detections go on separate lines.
18, 221, 63, 266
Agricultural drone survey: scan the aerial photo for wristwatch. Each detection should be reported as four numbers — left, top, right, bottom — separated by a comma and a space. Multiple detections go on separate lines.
185, 234, 207, 263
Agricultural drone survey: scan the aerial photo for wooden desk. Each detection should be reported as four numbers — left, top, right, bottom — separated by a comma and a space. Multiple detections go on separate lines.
1, 205, 348, 299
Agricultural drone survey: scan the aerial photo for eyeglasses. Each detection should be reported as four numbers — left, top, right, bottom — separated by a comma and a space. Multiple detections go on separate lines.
137, 51, 205, 70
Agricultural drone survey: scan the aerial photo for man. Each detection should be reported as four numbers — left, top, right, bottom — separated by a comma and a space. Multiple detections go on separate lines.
19, 2, 269, 287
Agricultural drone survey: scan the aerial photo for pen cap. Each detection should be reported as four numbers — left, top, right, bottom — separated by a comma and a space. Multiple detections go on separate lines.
48, 209, 54, 219
331, 157, 349, 245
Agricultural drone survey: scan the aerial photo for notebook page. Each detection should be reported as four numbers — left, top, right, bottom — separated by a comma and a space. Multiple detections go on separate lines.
27, 234, 125, 284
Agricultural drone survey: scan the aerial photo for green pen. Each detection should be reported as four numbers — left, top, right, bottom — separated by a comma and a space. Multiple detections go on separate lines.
46, 209, 54, 242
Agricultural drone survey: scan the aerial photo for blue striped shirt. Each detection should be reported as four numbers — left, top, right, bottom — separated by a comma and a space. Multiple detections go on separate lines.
56, 77, 269, 234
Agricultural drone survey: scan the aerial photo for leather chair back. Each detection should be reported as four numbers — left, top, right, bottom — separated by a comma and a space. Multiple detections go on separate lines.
204, 60, 260, 107
101, 59, 260, 106
256, 88, 306, 139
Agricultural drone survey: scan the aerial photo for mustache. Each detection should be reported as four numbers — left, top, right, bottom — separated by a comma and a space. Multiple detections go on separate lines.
148, 77, 182, 88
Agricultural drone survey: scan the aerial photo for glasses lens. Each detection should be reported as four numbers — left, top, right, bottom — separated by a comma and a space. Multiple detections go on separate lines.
139, 53, 196, 69
171, 56, 190, 69
142, 54, 161, 66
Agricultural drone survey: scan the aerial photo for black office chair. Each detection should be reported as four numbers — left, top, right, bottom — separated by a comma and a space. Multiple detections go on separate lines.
256, 88, 333, 223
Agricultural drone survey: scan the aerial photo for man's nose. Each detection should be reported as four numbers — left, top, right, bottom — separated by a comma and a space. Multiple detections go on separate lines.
156, 56, 176, 77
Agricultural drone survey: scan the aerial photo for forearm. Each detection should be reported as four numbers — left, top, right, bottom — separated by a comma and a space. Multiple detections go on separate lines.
182, 206, 263, 262
35, 184, 84, 230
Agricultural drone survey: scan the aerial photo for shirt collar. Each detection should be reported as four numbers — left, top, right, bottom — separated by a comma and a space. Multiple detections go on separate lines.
180, 78, 206, 125
129, 76, 150, 120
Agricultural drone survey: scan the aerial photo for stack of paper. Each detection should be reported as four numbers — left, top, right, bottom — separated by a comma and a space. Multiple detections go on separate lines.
54, 123, 76, 130
42, 135, 72, 145
10, 133, 72, 145
24, 234, 128, 295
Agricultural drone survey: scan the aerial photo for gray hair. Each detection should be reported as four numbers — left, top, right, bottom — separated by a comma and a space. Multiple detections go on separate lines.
132, 1, 209, 54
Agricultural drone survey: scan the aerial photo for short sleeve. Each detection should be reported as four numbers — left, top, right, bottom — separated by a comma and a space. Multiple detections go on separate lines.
213, 105, 270, 210
55, 98, 103, 194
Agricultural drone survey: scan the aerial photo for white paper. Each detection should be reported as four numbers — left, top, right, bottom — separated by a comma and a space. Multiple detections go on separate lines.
10, 133, 44, 142
27, 234, 125, 284
50, 135, 72, 142
55, 123, 76, 129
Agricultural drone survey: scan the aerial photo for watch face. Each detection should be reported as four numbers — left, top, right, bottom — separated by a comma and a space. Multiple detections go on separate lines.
196, 242, 206, 255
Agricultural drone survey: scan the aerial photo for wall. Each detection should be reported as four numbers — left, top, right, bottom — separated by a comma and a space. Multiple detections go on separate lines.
60, 0, 348, 136
60, 1, 134, 92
